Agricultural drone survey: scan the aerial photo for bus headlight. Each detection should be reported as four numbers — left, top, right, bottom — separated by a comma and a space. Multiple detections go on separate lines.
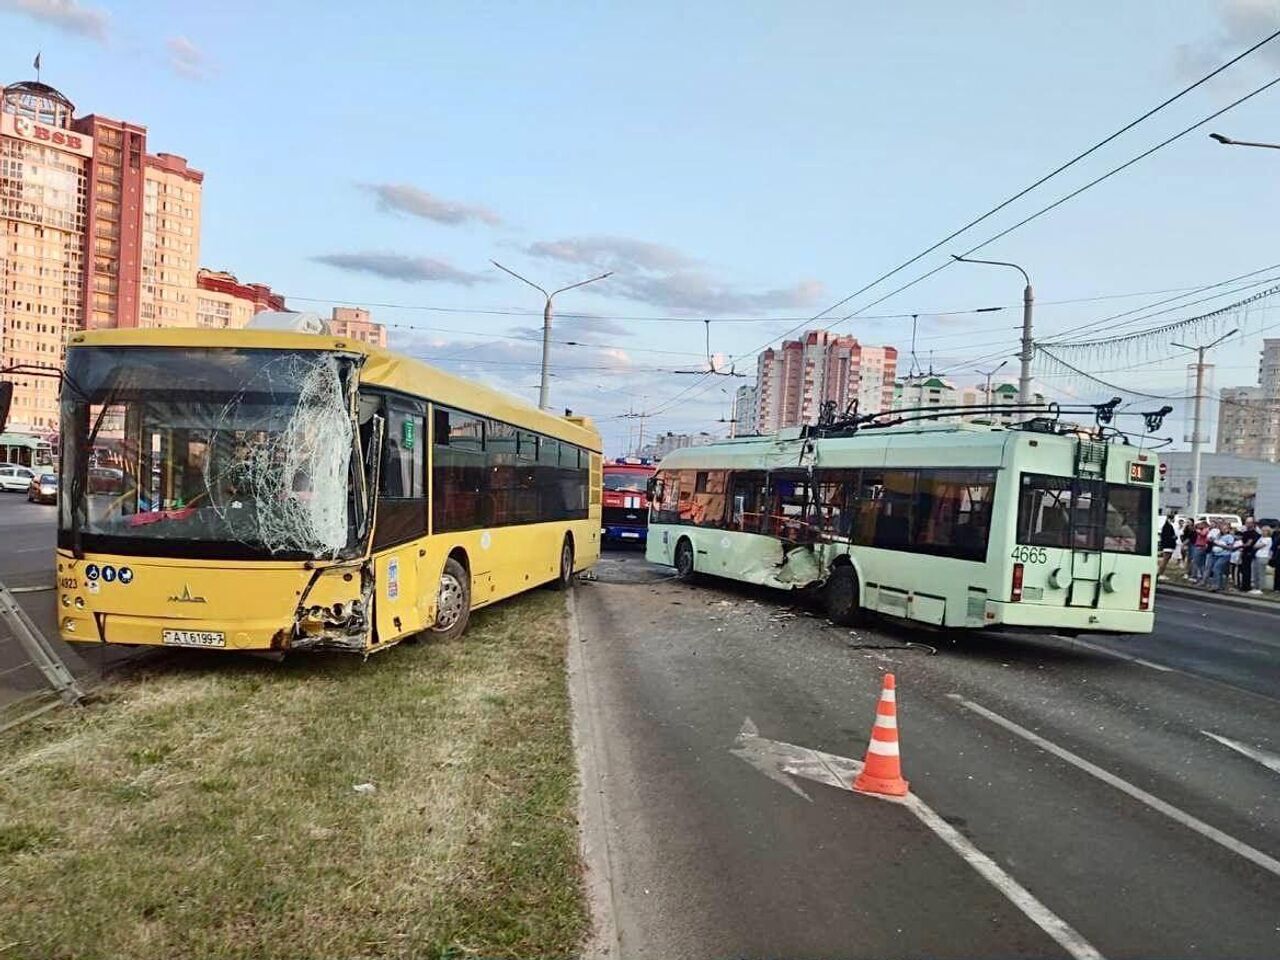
75, 596, 85, 608
61, 594, 71, 607
61, 618, 77, 632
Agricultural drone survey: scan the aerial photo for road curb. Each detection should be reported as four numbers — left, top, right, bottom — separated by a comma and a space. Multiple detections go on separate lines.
1158, 583, 1280, 616
565, 588, 621, 959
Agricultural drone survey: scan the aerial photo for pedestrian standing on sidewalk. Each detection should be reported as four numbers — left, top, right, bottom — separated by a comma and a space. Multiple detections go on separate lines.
1158, 511, 1178, 579
1181, 518, 1196, 574
1210, 520, 1238, 592
1238, 516, 1261, 592
1252, 525, 1272, 594
1270, 525, 1280, 593
1192, 520, 1213, 583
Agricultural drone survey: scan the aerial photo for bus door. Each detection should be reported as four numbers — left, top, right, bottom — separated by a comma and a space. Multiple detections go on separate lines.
1066, 440, 1109, 607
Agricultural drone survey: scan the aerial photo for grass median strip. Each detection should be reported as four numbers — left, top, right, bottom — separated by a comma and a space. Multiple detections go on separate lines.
0, 590, 586, 960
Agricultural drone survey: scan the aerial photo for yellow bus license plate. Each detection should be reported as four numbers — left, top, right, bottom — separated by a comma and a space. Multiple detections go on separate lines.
162, 629, 226, 648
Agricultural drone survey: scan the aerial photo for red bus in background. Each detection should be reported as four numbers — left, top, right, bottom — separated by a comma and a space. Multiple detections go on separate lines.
602, 458, 656, 544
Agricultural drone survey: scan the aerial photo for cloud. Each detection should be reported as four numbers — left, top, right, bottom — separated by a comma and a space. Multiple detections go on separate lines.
525, 236, 697, 273
525, 233, 825, 314
608, 273, 825, 312
1, 0, 107, 41
312, 252, 491, 286
361, 183, 502, 227
1175, 0, 1280, 80
166, 35, 211, 80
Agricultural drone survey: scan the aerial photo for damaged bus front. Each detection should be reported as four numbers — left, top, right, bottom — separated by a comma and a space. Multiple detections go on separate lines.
56, 339, 383, 653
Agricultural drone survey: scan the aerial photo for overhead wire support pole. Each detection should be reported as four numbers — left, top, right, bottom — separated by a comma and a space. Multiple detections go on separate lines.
951, 255, 1034, 407
490, 261, 612, 411
1171, 329, 1238, 515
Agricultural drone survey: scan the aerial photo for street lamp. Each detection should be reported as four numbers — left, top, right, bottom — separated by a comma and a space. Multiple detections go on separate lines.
951, 254, 1035, 407
974, 359, 1009, 403
491, 260, 612, 410
1209, 132, 1280, 150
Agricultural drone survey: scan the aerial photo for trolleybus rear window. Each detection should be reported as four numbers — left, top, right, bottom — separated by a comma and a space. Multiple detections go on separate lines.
1017, 474, 1152, 555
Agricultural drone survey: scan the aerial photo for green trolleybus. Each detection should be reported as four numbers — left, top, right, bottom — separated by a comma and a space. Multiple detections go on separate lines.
644, 420, 1158, 635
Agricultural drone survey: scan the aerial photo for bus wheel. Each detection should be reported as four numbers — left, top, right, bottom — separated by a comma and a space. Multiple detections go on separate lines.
430, 557, 471, 641
551, 536, 574, 590
674, 538, 696, 580
824, 564, 863, 625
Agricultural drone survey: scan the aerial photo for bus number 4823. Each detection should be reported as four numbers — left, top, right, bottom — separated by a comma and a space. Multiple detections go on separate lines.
1011, 546, 1048, 564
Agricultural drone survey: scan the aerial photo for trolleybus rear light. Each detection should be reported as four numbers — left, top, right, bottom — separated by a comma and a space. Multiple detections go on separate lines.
1011, 563, 1024, 602
1139, 573, 1152, 611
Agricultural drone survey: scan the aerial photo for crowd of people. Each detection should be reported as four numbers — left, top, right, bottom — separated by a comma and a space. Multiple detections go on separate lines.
1158, 514, 1278, 594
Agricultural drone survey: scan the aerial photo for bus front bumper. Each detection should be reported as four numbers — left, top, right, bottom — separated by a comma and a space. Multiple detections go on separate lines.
985, 602, 1154, 635
603, 525, 648, 543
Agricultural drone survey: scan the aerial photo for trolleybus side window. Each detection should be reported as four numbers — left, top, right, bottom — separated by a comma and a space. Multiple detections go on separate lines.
873, 470, 916, 549
1017, 475, 1073, 548
916, 469, 997, 561
729, 471, 767, 532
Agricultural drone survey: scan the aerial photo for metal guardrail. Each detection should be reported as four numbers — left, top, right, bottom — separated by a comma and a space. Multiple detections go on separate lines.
0, 579, 85, 732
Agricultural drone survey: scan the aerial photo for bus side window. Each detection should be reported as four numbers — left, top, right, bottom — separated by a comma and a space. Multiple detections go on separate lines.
432, 407, 485, 533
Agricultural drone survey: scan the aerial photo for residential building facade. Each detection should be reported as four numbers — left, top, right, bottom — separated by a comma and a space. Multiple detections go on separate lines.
639, 431, 715, 461
1216, 340, 1280, 462
752, 330, 898, 435
0, 78, 210, 432
195, 268, 286, 330
327, 306, 387, 347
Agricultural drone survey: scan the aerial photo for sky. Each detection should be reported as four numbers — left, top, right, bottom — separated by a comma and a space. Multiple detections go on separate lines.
3, 0, 1280, 455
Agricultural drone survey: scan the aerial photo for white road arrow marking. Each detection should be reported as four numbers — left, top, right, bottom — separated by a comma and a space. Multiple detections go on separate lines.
730, 717, 866, 801
1202, 730, 1280, 776
729, 715, 1105, 960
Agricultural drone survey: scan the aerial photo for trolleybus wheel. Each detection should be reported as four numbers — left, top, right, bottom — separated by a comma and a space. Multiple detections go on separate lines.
551, 536, 574, 591
430, 557, 471, 641
674, 537, 696, 580
824, 564, 863, 626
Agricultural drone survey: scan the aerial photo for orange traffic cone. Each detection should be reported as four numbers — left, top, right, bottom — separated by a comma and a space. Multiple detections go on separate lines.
853, 673, 909, 797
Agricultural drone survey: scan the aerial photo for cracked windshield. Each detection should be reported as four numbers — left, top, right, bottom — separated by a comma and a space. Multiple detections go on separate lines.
2, 4, 1280, 960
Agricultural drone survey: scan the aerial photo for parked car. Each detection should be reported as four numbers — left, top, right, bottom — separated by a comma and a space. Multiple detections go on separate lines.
0, 464, 35, 492
28, 472, 57, 504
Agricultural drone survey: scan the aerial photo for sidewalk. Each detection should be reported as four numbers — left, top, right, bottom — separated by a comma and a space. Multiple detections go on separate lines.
1158, 577, 1280, 614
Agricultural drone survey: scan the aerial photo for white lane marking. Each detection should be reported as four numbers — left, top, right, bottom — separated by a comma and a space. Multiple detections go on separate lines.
1203, 730, 1280, 777
901, 792, 1105, 960
731, 719, 1107, 960
951, 695, 1280, 880
1055, 635, 1173, 672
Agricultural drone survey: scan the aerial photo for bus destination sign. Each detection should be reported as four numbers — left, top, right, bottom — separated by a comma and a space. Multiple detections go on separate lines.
1128, 461, 1155, 484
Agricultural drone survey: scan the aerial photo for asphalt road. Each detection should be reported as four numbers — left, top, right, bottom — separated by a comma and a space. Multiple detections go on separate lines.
0, 494, 132, 710
575, 548, 1280, 959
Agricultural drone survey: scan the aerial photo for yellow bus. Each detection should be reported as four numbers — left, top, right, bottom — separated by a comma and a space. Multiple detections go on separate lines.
53, 324, 602, 654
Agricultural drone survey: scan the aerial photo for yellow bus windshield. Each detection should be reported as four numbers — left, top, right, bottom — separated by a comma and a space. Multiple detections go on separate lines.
60, 345, 367, 561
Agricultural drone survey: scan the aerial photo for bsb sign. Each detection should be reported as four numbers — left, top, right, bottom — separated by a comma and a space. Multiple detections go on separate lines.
0, 113, 93, 157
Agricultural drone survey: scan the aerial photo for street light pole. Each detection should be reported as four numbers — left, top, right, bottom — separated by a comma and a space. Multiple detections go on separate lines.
1209, 132, 1280, 150
953, 255, 1034, 407
975, 359, 1009, 404
491, 261, 612, 410
1172, 329, 1237, 516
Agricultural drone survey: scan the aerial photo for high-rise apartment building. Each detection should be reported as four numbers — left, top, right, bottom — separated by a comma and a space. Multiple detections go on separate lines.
140, 153, 202, 328
327, 306, 387, 347
1, 77, 212, 432
1216, 339, 1280, 463
752, 330, 897, 435
731, 382, 757, 437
